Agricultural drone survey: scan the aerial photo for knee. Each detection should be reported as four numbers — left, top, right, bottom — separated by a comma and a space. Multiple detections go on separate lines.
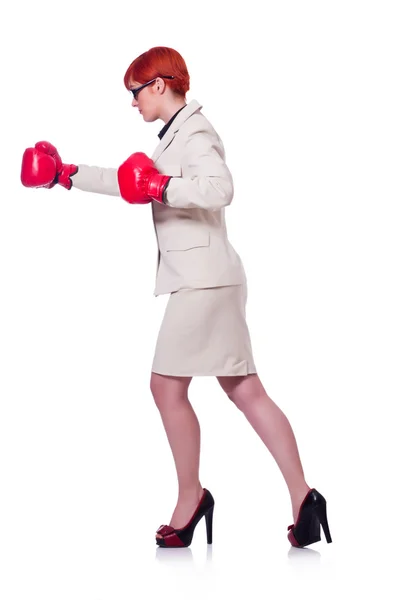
219, 374, 266, 412
218, 378, 249, 411
227, 388, 254, 412
149, 372, 190, 410
149, 376, 168, 409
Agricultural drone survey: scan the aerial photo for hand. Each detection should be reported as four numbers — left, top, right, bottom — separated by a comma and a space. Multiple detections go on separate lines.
21, 141, 78, 190
117, 152, 171, 204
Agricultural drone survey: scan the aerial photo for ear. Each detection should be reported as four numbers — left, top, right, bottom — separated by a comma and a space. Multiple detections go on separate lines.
156, 77, 166, 93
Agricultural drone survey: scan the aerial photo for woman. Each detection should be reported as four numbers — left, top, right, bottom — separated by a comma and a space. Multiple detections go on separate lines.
20, 46, 332, 550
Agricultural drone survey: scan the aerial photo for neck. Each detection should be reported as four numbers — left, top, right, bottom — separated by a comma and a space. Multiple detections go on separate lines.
159, 97, 187, 123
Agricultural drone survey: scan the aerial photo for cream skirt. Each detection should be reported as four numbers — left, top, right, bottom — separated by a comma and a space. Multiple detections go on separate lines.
151, 282, 257, 377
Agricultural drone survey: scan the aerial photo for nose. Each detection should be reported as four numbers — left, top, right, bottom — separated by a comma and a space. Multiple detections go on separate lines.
131, 96, 138, 107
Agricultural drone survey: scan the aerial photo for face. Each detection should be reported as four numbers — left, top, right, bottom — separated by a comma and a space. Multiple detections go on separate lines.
129, 78, 161, 122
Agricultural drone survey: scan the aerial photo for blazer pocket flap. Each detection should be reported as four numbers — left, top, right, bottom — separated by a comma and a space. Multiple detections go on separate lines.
164, 231, 210, 251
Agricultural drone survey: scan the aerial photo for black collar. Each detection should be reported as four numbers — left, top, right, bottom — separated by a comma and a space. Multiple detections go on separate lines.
158, 105, 187, 139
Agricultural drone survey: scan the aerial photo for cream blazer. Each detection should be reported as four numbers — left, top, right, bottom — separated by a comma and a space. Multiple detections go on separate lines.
71, 99, 247, 296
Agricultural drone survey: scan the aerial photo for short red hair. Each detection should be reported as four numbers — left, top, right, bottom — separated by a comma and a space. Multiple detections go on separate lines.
124, 46, 190, 98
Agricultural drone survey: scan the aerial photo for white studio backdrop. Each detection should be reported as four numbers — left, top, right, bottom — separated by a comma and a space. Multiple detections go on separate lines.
0, 1, 396, 599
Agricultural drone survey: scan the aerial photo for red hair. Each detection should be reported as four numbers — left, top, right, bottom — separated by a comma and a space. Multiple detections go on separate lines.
123, 46, 190, 98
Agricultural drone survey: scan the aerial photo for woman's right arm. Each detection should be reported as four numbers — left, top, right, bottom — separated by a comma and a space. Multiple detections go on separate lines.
71, 164, 120, 197
21, 141, 121, 197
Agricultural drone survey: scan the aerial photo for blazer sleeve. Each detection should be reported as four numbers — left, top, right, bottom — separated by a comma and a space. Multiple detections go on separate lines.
164, 120, 234, 210
71, 164, 120, 196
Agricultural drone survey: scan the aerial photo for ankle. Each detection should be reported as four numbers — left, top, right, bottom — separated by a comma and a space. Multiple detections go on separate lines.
177, 483, 204, 500
289, 482, 311, 503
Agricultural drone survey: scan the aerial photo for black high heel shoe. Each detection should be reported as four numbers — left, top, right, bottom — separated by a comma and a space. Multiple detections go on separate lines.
287, 488, 332, 548
155, 488, 215, 548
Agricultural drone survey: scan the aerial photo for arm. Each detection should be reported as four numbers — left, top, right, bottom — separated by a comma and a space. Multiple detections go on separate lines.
71, 164, 120, 197
20, 140, 121, 197
164, 123, 234, 211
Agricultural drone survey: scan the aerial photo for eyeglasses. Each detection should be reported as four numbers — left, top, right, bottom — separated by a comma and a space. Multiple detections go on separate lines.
129, 76, 175, 99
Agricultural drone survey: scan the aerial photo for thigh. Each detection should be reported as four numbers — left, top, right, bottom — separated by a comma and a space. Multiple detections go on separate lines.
150, 371, 193, 405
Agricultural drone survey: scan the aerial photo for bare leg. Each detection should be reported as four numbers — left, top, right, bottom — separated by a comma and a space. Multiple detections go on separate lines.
150, 372, 204, 539
217, 373, 311, 523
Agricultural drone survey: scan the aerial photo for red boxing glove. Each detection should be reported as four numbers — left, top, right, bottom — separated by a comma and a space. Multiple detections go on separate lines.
117, 152, 171, 205
21, 141, 78, 190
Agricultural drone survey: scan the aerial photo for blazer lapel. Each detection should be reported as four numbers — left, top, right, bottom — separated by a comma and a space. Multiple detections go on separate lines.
151, 99, 203, 163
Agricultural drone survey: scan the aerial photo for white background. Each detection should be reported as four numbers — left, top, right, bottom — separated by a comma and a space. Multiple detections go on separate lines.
1, 1, 396, 598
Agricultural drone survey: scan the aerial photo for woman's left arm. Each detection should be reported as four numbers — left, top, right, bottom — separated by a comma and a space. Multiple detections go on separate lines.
164, 122, 234, 211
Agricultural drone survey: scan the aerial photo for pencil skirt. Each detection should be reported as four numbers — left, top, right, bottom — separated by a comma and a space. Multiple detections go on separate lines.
151, 282, 257, 377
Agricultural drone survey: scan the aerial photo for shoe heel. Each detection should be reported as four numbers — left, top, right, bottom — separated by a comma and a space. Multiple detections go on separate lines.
315, 502, 332, 543
205, 505, 214, 544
